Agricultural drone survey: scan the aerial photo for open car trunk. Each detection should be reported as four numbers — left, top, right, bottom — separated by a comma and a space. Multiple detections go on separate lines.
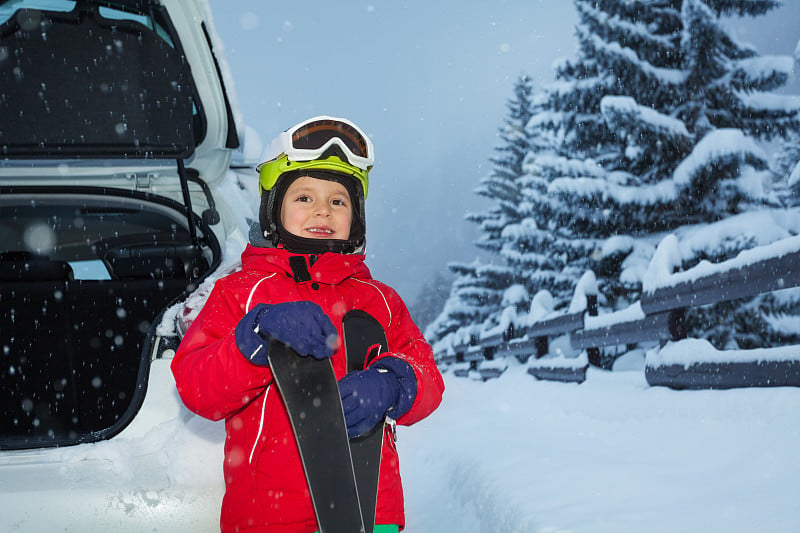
0, 0, 227, 449
0, 190, 218, 449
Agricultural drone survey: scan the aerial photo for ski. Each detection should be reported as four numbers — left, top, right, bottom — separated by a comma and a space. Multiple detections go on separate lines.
267, 339, 365, 533
266, 310, 389, 533
343, 310, 389, 533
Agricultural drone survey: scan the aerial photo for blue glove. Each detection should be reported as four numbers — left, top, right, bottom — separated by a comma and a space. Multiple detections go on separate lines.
338, 356, 418, 439
235, 301, 338, 365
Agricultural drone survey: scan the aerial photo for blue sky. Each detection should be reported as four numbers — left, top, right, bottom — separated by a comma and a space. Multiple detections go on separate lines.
208, 1, 800, 303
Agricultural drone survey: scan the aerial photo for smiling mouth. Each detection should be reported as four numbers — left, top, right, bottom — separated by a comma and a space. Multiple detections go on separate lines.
305, 227, 335, 238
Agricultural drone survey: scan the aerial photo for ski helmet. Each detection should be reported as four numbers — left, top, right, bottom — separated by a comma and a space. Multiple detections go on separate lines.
255, 116, 374, 254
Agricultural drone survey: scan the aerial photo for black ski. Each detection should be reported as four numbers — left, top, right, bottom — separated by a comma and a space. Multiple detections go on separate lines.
267, 340, 365, 533
266, 310, 389, 533
343, 310, 389, 533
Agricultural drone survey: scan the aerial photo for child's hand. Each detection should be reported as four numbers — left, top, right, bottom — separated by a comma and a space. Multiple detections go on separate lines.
235, 301, 338, 364
337, 357, 417, 438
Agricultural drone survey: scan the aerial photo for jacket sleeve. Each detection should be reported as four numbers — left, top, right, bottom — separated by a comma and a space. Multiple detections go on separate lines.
377, 290, 444, 427
170, 278, 272, 421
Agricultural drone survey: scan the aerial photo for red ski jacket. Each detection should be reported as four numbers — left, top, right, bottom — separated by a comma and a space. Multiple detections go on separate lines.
171, 245, 444, 532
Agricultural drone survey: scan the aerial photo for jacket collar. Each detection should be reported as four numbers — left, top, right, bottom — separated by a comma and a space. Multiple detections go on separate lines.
240, 244, 371, 285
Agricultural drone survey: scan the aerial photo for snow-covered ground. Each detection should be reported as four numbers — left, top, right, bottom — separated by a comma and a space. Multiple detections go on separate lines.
4, 353, 798, 532
400, 362, 800, 533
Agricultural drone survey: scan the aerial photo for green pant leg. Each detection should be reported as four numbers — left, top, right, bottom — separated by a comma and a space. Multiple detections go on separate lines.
314, 526, 398, 533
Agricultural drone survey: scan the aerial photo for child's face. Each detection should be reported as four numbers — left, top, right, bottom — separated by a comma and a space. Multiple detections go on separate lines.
280, 176, 353, 241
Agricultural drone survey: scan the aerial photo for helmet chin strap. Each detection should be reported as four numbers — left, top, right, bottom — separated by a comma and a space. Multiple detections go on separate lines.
273, 224, 362, 255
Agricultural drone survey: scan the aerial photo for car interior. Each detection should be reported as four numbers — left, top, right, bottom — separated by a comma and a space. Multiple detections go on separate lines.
0, 193, 216, 448
0, 0, 226, 449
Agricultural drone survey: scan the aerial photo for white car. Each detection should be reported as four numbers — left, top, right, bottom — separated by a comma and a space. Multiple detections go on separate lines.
0, 0, 255, 530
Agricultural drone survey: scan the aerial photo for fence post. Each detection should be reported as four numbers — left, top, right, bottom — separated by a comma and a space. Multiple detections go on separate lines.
586, 293, 602, 367
484, 346, 496, 361
535, 336, 548, 358
668, 308, 687, 342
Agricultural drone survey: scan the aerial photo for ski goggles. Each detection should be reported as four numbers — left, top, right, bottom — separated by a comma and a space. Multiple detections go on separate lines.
257, 116, 374, 172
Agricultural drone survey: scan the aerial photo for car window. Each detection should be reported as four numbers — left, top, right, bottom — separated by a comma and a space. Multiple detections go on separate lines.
0, 0, 74, 20
1, 1, 161, 36
0, 0, 204, 156
1, 1, 140, 29
69, 259, 112, 280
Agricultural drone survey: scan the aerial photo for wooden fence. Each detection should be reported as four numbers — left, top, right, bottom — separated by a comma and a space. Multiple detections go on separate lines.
439, 236, 800, 389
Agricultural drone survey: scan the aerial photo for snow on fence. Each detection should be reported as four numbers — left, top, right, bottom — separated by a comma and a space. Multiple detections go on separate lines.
440, 234, 800, 389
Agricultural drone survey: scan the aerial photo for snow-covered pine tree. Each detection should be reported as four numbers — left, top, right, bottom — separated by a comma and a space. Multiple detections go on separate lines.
426, 75, 535, 352
536, 0, 800, 351
408, 268, 453, 332
483, 77, 591, 321
774, 130, 800, 206
779, 36, 800, 207
774, 51, 800, 206
765, 85, 800, 350
424, 260, 511, 354
520, 1, 693, 316
467, 74, 535, 254
428, 0, 800, 361
514, 125, 606, 310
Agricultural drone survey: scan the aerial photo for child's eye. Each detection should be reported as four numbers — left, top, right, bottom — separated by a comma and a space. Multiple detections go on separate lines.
295, 195, 311, 203
331, 198, 347, 207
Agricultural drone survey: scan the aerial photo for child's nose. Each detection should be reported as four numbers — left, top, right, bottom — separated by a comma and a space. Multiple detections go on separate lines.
315, 202, 332, 216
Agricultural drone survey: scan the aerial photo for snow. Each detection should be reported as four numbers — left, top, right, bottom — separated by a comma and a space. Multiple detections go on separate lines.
567, 271, 597, 314
584, 301, 645, 330
7, 359, 796, 532
600, 95, 691, 139
4, 1, 800, 530
734, 55, 794, 82
600, 235, 635, 257
647, 338, 800, 366
790, 160, 800, 187
528, 290, 555, 323
672, 129, 768, 188
673, 209, 800, 260
401, 363, 800, 533
548, 129, 772, 208
642, 234, 682, 292
0, 361, 227, 532
528, 347, 587, 369
522, 152, 605, 181
584, 29, 686, 85
481, 305, 518, 340
735, 90, 800, 112
502, 284, 530, 307
646, 233, 800, 292
765, 312, 800, 336
618, 239, 657, 287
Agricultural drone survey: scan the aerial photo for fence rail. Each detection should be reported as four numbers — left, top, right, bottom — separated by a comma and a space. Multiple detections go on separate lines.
640, 252, 800, 315
571, 309, 685, 351
440, 237, 800, 389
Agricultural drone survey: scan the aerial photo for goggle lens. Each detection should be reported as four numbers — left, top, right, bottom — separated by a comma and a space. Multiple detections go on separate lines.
291, 119, 369, 159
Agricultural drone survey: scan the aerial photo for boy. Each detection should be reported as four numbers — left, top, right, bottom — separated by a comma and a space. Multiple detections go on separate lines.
171, 116, 445, 532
